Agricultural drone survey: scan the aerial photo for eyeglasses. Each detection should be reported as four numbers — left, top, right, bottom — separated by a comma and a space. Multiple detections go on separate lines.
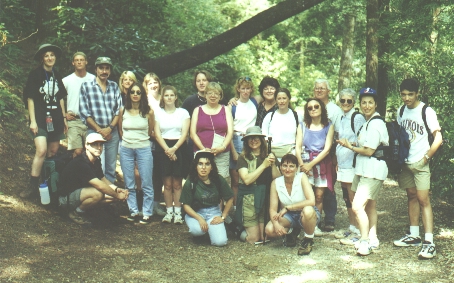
206, 91, 220, 97
340, 99, 353, 104
237, 77, 252, 84
307, 105, 320, 111
314, 87, 327, 91
130, 90, 142, 95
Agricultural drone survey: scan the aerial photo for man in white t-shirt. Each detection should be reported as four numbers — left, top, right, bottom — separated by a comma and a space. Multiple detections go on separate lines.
62, 52, 96, 157
393, 78, 443, 259
312, 79, 343, 234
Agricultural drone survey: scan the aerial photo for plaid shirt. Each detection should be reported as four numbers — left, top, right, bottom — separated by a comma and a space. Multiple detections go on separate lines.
79, 78, 122, 127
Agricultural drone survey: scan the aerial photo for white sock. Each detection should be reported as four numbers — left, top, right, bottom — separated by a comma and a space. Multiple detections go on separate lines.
354, 228, 361, 235
174, 207, 181, 214
425, 233, 434, 244
166, 207, 174, 214
305, 233, 314, 239
349, 225, 356, 232
410, 226, 420, 237
76, 207, 84, 213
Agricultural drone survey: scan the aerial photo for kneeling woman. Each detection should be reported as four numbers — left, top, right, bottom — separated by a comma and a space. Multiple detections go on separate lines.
180, 151, 234, 246
265, 154, 320, 256
236, 126, 280, 243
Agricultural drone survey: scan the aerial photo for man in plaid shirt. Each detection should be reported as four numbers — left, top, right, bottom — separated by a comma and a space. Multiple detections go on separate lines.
79, 57, 122, 183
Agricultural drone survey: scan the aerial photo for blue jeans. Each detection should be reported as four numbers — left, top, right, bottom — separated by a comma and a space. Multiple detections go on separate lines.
88, 128, 119, 183
185, 205, 228, 247
120, 145, 154, 217
229, 134, 243, 169
323, 189, 337, 225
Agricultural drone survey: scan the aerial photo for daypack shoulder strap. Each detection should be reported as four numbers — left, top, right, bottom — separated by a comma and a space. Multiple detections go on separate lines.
399, 105, 405, 118
351, 111, 359, 133
232, 104, 236, 119
422, 104, 430, 136
366, 116, 385, 130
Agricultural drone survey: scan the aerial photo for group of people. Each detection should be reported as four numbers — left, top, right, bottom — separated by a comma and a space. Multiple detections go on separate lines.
21, 43, 442, 259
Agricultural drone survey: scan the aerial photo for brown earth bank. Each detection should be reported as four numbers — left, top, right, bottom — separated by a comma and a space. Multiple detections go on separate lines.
0, 119, 453, 283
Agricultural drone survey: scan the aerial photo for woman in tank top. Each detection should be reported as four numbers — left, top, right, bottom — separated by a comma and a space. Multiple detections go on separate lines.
295, 98, 334, 235
119, 83, 155, 224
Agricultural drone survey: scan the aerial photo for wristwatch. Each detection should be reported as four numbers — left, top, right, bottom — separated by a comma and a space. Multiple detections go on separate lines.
221, 216, 225, 220
424, 153, 430, 160
109, 124, 115, 130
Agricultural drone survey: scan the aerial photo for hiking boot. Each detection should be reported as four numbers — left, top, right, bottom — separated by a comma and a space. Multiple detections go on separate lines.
314, 226, 324, 237
127, 213, 141, 222
324, 223, 335, 232
297, 237, 314, 255
139, 216, 152, 225
173, 213, 184, 224
283, 227, 300, 247
356, 240, 371, 256
393, 234, 422, 247
162, 212, 174, 223
335, 229, 354, 239
418, 241, 436, 259
340, 233, 360, 245
19, 185, 38, 199
69, 210, 92, 225
153, 205, 167, 216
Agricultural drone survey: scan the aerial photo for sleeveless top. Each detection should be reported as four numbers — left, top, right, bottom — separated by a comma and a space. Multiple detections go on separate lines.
194, 105, 230, 152
303, 122, 331, 152
275, 174, 305, 207
121, 110, 150, 149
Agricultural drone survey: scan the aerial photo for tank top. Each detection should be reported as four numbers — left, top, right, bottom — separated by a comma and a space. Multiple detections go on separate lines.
194, 105, 230, 152
275, 174, 306, 207
121, 110, 150, 149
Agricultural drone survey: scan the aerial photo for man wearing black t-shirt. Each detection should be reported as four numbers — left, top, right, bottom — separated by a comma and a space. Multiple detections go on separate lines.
60, 133, 128, 225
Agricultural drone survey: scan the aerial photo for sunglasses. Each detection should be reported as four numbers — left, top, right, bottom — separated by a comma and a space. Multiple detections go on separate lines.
237, 76, 252, 84
307, 105, 320, 111
340, 99, 353, 104
130, 90, 142, 95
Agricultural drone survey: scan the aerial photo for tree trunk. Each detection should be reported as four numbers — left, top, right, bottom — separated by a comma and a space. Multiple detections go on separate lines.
140, 0, 325, 78
377, 0, 390, 117
337, 14, 355, 91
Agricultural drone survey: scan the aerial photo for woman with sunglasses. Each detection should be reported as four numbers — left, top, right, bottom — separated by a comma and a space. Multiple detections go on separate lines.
228, 77, 258, 206
190, 82, 233, 179
143, 72, 167, 217
118, 83, 155, 224
335, 89, 366, 244
235, 126, 280, 243
261, 88, 302, 160
154, 85, 190, 224
337, 88, 388, 256
180, 151, 234, 246
295, 98, 334, 236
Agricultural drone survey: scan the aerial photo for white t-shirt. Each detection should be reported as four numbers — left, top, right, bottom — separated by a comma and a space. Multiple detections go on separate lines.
354, 112, 389, 180
62, 72, 96, 115
148, 95, 160, 113
275, 174, 305, 207
397, 102, 441, 164
155, 108, 190, 139
326, 101, 343, 134
261, 109, 303, 146
233, 99, 257, 133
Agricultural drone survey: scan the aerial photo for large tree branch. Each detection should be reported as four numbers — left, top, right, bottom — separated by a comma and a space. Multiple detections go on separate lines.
140, 0, 325, 78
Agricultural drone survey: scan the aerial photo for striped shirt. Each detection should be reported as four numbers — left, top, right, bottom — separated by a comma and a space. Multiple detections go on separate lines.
79, 78, 122, 127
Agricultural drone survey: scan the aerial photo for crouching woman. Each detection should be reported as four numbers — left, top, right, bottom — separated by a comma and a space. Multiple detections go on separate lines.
180, 150, 234, 246
265, 154, 320, 255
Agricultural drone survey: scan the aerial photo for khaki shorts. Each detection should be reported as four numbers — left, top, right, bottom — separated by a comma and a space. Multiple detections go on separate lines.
398, 157, 430, 190
351, 175, 383, 201
242, 194, 264, 228
67, 119, 88, 150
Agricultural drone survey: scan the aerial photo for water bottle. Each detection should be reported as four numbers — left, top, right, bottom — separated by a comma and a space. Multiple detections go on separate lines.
302, 146, 310, 162
46, 112, 54, 132
39, 181, 51, 205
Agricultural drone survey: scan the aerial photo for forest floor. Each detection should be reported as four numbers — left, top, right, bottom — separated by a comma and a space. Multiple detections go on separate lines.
0, 118, 454, 283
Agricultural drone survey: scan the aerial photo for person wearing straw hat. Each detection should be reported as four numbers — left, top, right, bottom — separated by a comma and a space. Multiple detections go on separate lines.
235, 126, 280, 244
20, 43, 68, 199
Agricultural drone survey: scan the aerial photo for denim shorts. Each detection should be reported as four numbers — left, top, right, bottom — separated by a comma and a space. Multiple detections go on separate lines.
283, 206, 321, 228
229, 134, 243, 169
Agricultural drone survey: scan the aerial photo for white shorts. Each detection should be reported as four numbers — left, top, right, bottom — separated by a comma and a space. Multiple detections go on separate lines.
337, 168, 355, 183
308, 164, 328, 188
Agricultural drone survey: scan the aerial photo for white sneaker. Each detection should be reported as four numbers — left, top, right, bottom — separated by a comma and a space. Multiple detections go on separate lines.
356, 240, 371, 256
314, 226, 324, 237
154, 205, 167, 216
354, 238, 379, 250
418, 241, 436, 259
162, 212, 174, 223
173, 212, 184, 224
334, 229, 354, 239
340, 233, 360, 245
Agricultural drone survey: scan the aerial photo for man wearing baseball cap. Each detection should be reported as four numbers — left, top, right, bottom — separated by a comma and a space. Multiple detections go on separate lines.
79, 57, 122, 183
59, 133, 129, 225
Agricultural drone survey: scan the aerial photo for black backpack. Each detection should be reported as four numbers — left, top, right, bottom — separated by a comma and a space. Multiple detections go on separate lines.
356, 116, 410, 174
41, 152, 73, 210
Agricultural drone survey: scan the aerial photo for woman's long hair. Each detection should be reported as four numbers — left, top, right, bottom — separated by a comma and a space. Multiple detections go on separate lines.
242, 136, 267, 160
303, 98, 329, 128
188, 152, 222, 189
124, 83, 150, 118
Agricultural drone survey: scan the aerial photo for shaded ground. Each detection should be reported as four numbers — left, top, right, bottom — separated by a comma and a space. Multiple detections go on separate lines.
0, 118, 453, 283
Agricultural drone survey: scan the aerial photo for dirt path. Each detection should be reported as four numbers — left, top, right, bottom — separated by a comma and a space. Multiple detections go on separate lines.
1, 174, 453, 283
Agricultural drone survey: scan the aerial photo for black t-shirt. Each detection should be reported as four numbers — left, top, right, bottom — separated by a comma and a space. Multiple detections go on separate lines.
182, 93, 228, 119
59, 152, 104, 196
23, 66, 67, 132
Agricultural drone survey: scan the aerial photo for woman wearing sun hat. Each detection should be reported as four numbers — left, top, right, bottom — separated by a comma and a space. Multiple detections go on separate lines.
235, 126, 280, 244
20, 43, 68, 199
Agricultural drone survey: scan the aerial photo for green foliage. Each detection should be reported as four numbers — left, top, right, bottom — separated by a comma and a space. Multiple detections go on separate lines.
0, 87, 26, 123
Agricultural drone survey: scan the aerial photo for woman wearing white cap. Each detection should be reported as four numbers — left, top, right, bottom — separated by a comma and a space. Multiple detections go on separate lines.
20, 43, 68, 199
